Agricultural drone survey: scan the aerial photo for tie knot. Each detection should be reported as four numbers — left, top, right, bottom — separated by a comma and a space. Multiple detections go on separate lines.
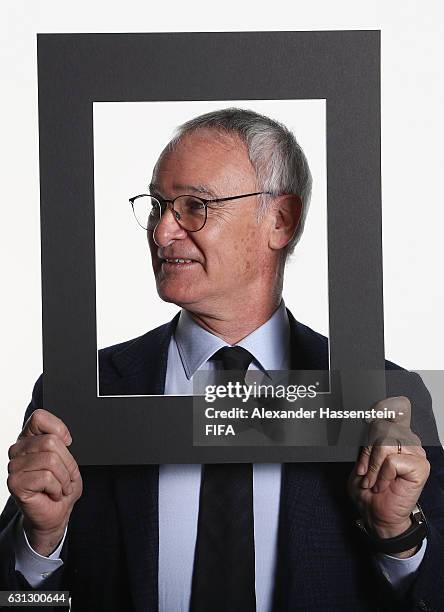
212, 346, 254, 374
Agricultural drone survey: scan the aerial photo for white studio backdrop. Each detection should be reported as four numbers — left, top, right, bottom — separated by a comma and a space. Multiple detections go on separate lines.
94, 100, 328, 351
1, 0, 444, 510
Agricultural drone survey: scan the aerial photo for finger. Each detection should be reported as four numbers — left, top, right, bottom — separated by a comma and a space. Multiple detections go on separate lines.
8, 470, 64, 503
8, 434, 79, 482
370, 396, 411, 427
361, 436, 428, 490
8, 452, 74, 497
365, 423, 423, 460
19, 409, 72, 446
356, 446, 372, 476
370, 453, 397, 493
365, 413, 423, 453
361, 441, 403, 489
399, 437, 427, 457
368, 430, 422, 453
373, 453, 430, 494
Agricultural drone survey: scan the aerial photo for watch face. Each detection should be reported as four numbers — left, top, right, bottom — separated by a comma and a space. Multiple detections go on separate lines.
412, 504, 427, 524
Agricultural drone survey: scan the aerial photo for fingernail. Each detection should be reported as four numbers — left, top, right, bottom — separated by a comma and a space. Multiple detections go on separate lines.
361, 477, 369, 488
356, 463, 366, 476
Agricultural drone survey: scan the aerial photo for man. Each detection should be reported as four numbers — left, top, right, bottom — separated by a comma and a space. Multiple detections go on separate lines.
1, 108, 443, 611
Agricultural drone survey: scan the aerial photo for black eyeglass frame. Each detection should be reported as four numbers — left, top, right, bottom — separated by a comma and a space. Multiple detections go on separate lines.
129, 191, 271, 232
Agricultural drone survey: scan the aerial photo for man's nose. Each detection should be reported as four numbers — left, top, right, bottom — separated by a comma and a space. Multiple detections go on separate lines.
152, 206, 188, 247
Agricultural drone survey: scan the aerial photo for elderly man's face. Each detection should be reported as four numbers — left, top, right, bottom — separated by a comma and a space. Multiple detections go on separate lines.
148, 129, 274, 314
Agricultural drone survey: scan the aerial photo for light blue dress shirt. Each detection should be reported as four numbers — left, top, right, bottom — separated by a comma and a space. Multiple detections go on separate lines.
159, 305, 289, 612
15, 302, 426, 609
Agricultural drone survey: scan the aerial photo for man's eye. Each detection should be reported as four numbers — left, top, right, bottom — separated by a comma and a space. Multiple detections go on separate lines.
178, 196, 205, 213
188, 200, 205, 210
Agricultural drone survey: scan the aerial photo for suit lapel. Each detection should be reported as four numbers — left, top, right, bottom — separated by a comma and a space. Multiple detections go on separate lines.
286, 309, 328, 371
103, 314, 180, 396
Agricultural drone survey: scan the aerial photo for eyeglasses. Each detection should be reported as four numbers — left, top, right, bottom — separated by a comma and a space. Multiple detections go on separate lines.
129, 191, 269, 232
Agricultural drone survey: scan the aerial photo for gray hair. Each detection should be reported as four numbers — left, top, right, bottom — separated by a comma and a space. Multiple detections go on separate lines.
167, 107, 312, 254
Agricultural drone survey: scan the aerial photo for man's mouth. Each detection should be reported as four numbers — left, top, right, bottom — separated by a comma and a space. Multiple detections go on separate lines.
161, 257, 197, 265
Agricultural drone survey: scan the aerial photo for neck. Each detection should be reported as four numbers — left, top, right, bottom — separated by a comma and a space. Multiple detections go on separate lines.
186, 295, 282, 345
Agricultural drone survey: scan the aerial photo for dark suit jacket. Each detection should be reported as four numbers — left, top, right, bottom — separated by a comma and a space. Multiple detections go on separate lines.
1, 311, 444, 612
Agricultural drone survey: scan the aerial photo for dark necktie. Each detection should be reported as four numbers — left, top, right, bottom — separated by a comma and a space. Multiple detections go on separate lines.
190, 346, 256, 612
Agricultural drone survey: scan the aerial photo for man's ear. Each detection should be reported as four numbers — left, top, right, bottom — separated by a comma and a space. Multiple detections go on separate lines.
268, 195, 302, 251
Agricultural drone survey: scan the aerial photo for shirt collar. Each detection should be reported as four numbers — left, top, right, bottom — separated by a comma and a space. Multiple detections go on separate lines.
174, 301, 290, 379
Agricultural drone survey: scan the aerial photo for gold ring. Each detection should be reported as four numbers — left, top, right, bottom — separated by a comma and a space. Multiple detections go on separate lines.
397, 439, 402, 454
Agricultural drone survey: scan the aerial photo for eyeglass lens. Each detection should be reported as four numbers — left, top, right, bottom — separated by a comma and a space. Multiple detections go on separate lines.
132, 195, 207, 232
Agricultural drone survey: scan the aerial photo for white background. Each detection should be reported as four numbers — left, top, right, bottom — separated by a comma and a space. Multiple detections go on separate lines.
1, 1, 443, 510
94, 100, 327, 349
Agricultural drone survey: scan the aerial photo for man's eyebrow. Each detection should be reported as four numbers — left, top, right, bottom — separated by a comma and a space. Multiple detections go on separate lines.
173, 183, 218, 197
149, 182, 218, 198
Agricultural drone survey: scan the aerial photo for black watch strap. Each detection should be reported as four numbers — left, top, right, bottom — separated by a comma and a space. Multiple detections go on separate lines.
355, 504, 428, 555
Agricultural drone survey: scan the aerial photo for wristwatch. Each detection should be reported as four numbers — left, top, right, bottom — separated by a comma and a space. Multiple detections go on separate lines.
355, 504, 428, 555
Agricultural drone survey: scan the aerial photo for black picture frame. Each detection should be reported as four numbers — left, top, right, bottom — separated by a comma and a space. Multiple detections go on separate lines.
38, 31, 385, 464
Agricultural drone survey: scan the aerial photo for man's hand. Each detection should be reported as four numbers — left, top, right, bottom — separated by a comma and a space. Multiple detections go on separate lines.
7, 409, 83, 557
348, 396, 430, 558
